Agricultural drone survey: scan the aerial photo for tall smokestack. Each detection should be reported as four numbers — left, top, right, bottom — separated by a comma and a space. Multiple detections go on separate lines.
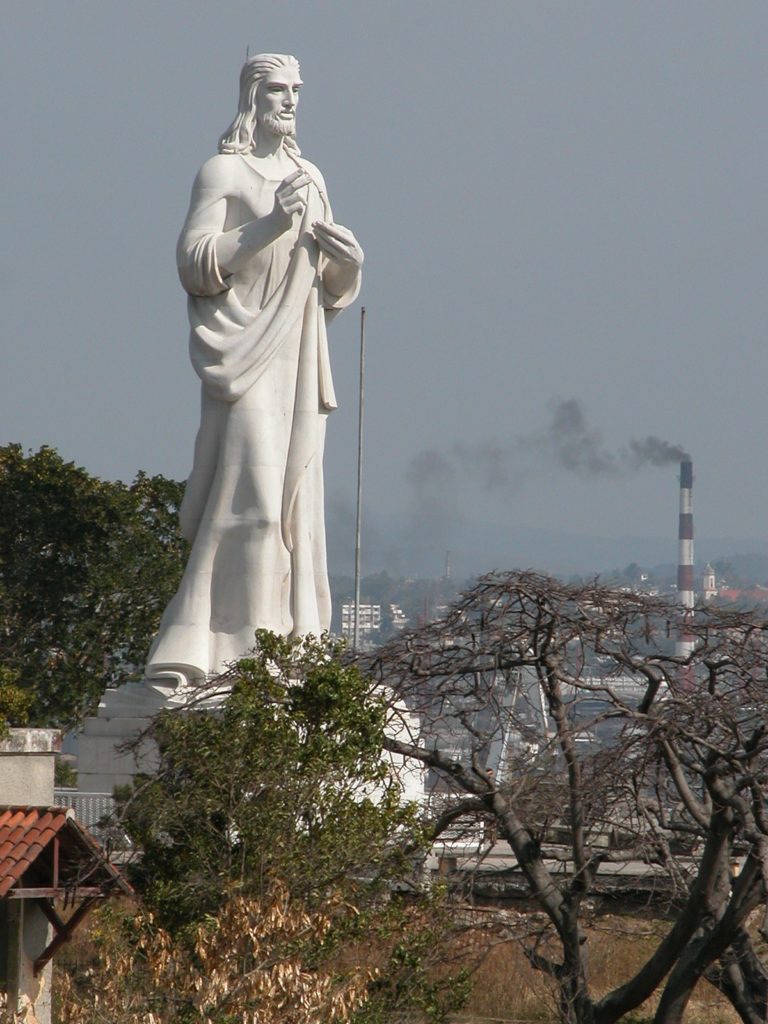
675, 458, 695, 686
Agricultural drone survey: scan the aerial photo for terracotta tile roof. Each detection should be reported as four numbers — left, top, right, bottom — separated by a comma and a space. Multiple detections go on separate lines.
0, 806, 131, 898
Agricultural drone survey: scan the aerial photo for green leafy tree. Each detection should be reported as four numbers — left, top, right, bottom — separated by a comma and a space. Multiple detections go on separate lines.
118, 631, 420, 931
0, 667, 32, 737
0, 444, 186, 727
60, 633, 468, 1024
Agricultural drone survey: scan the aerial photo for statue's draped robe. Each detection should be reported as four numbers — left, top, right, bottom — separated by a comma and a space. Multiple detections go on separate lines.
146, 154, 359, 680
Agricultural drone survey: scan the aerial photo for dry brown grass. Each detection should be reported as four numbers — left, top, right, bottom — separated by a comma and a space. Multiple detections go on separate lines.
53, 904, 743, 1024
459, 915, 740, 1024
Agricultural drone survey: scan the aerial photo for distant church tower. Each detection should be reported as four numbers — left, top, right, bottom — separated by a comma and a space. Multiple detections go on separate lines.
702, 563, 717, 602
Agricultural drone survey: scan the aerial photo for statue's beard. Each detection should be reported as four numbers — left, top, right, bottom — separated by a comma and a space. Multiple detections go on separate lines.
262, 112, 296, 137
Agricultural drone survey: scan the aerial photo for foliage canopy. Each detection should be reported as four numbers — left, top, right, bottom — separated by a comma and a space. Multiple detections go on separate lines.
0, 444, 186, 726
61, 633, 468, 1024
119, 631, 421, 931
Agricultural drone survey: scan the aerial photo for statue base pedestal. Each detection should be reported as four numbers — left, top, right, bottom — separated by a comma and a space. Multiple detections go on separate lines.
63, 680, 178, 795
65, 681, 427, 808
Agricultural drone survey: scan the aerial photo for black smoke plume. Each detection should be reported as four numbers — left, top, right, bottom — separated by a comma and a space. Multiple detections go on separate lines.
527, 399, 689, 476
406, 397, 688, 492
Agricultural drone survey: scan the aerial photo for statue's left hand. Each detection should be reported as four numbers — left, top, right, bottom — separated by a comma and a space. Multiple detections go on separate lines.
313, 222, 364, 270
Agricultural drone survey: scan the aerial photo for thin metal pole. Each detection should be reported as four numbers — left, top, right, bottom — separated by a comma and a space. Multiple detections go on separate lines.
353, 307, 366, 650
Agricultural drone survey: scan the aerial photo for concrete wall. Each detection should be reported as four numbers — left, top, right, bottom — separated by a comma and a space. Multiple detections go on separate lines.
5, 902, 52, 1024
0, 729, 59, 1024
64, 681, 167, 795
0, 729, 59, 806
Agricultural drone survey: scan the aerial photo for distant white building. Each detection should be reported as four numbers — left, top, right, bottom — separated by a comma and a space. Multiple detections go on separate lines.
390, 604, 408, 630
340, 603, 408, 647
341, 603, 382, 643
702, 563, 717, 601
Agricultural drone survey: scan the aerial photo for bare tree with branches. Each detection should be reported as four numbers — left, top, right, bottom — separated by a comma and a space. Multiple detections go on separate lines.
361, 570, 768, 1024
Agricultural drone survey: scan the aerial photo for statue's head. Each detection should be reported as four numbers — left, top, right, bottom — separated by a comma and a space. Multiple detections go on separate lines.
219, 53, 302, 155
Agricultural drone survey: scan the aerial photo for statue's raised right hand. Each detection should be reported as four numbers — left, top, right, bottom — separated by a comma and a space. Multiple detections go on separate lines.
273, 169, 312, 227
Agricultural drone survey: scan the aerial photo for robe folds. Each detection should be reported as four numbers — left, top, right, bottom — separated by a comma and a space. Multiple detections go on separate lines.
146, 153, 360, 681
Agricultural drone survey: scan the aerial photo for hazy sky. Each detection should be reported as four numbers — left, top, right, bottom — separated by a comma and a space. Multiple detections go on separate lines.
3, 2, 767, 578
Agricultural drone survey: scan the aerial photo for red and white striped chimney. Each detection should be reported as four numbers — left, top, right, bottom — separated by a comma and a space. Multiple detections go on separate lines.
675, 458, 695, 684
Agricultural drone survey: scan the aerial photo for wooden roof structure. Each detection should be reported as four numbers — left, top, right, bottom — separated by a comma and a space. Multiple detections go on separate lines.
0, 806, 132, 974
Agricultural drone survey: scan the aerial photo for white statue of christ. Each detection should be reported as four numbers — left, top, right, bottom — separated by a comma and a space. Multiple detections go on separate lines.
146, 54, 363, 685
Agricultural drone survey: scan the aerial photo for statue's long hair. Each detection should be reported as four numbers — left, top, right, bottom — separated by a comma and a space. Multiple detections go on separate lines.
219, 53, 301, 156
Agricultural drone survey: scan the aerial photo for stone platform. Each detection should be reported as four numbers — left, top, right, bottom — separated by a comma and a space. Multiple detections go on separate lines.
63, 680, 175, 794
